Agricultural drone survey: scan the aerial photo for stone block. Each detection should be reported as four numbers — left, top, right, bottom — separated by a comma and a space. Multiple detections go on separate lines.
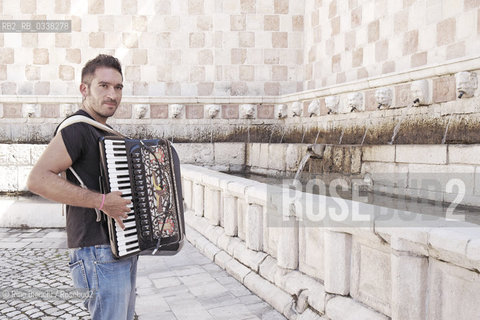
433, 75, 456, 103
449, 145, 480, 165
245, 203, 263, 251
285, 144, 305, 172
237, 198, 247, 240
185, 104, 203, 119
244, 272, 293, 316
58, 65, 74, 81
193, 183, 204, 217
395, 145, 447, 164
225, 257, 252, 283
222, 104, 239, 119
0, 166, 18, 191
214, 143, 245, 167
174, 143, 214, 165
33, 48, 48, 64
202, 241, 222, 261
326, 296, 389, 320
259, 143, 269, 169
247, 143, 260, 168
362, 145, 395, 163
25, 65, 40, 80
268, 144, 286, 171
232, 242, 268, 272
391, 252, 428, 320
189, 32, 205, 48
277, 216, 298, 269
257, 104, 274, 119
427, 259, 480, 320
428, 227, 480, 269
265, 15, 280, 31
299, 226, 324, 280
204, 188, 221, 226
239, 32, 255, 47
214, 250, 232, 270
204, 224, 224, 245
350, 240, 391, 316
223, 195, 237, 236
8, 144, 31, 165
150, 104, 168, 119
258, 255, 278, 283
272, 32, 288, 48
324, 230, 351, 295
182, 179, 193, 211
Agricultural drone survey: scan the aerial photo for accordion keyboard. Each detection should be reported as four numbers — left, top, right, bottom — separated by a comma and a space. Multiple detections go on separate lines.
103, 139, 141, 257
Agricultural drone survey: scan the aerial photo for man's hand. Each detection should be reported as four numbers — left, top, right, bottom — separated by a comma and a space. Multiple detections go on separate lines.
101, 191, 131, 229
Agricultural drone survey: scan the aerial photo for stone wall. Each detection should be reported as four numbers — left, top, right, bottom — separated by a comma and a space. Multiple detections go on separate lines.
1, 0, 479, 98
0, 0, 304, 97
2, 66, 480, 144
303, 0, 480, 89
4, 141, 480, 215
180, 164, 480, 320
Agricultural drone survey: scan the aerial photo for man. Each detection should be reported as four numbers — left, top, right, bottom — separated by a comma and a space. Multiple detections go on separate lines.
27, 54, 137, 320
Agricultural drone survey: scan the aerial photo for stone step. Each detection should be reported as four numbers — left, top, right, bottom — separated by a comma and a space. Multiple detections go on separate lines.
0, 196, 64, 228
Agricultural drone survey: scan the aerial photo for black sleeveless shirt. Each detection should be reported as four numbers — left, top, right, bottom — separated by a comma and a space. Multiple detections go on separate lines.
58, 110, 110, 248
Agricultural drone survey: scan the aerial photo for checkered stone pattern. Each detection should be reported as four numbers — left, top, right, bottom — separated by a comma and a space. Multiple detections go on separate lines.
0, 248, 90, 319
303, 0, 480, 89
0, 0, 305, 97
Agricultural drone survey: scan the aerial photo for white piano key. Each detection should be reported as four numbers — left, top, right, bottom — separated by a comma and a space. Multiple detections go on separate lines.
119, 248, 140, 256
116, 234, 138, 242
107, 169, 130, 175
104, 141, 125, 147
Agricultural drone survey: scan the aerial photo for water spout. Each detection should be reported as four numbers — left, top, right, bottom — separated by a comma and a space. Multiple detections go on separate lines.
279, 127, 286, 144
458, 91, 465, 99
293, 152, 311, 181
389, 105, 413, 144
389, 120, 402, 145
412, 98, 420, 107
338, 127, 345, 145
301, 127, 306, 144
314, 130, 321, 145
268, 126, 275, 144
441, 115, 453, 144
361, 126, 368, 145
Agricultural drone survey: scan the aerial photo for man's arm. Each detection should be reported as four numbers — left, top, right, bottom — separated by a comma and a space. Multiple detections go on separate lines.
27, 133, 130, 229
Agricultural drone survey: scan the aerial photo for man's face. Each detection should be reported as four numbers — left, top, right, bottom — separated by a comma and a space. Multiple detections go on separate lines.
80, 67, 123, 121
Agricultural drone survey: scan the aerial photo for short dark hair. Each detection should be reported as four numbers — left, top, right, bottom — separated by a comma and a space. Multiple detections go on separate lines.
81, 54, 123, 85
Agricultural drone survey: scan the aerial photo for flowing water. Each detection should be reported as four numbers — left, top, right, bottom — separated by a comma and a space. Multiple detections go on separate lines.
441, 115, 454, 144
293, 152, 312, 181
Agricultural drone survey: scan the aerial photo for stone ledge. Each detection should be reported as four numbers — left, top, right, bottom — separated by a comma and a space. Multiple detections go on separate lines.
185, 210, 328, 318
0, 196, 64, 228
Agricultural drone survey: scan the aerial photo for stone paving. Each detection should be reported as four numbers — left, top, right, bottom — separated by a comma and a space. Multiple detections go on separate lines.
0, 228, 286, 320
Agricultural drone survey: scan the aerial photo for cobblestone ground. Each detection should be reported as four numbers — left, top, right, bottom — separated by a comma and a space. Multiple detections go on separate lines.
0, 248, 89, 320
0, 228, 286, 320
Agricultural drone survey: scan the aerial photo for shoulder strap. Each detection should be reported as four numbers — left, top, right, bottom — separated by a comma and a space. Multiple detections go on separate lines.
56, 115, 126, 138
57, 114, 126, 222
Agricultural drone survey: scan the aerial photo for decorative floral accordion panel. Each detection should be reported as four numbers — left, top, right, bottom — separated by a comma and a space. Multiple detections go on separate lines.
141, 142, 178, 240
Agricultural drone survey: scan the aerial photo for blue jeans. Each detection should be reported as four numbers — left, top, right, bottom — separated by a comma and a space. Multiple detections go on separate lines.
68, 244, 138, 320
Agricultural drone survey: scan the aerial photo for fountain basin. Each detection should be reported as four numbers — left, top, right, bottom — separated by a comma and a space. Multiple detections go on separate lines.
181, 164, 480, 320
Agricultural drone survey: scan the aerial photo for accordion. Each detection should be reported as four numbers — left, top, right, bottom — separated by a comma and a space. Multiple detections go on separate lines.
99, 136, 185, 259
